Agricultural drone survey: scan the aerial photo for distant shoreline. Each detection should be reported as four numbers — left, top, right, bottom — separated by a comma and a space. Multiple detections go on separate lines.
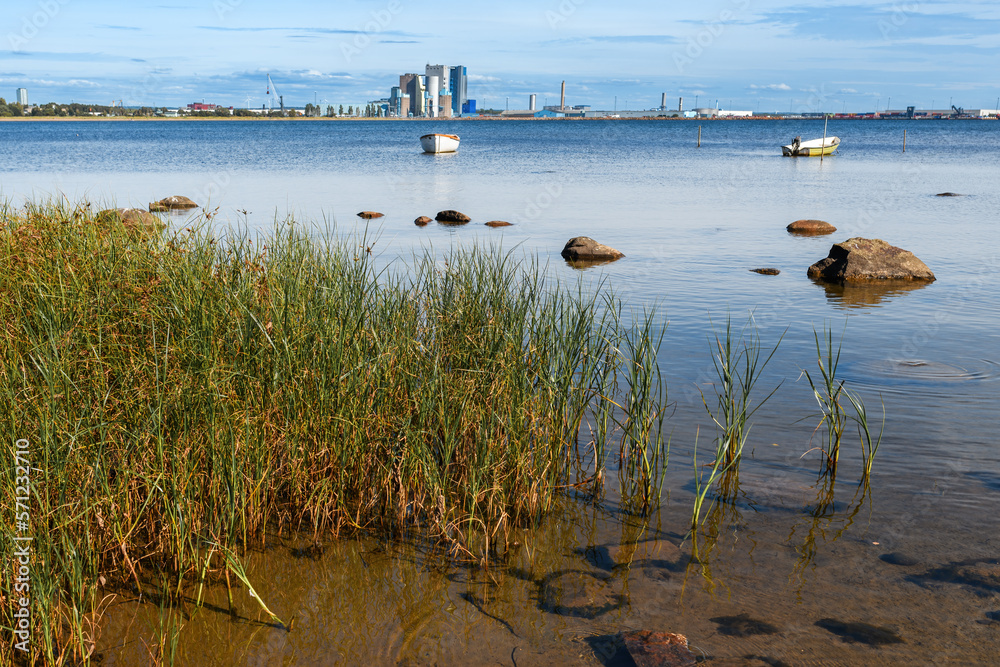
0, 115, 995, 122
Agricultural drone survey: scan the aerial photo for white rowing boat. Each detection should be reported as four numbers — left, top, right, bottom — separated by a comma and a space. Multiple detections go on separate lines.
420, 133, 460, 154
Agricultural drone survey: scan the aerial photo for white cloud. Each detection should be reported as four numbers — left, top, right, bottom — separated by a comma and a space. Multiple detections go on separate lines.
749, 83, 792, 91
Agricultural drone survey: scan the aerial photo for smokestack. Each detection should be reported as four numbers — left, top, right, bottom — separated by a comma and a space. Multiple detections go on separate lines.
661, 93, 667, 111
529, 94, 536, 111
427, 75, 440, 117
678, 96, 683, 112
560, 81, 566, 110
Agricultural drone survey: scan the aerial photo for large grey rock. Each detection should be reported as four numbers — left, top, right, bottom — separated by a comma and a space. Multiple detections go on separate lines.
149, 195, 198, 212
808, 238, 935, 283
561, 237, 624, 262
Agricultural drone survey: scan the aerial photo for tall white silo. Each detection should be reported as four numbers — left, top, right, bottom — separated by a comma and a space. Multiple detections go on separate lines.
427, 75, 440, 117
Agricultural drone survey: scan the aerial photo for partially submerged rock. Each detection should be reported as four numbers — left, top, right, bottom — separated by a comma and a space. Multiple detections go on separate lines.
435, 210, 471, 224
709, 613, 780, 637
485, 220, 512, 227
561, 237, 624, 262
619, 630, 697, 667
787, 219, 836, 235
606, 540, 682, 568
539, 571, 623, 619
750, 268, 780, 275
97, 208, 166, 234
808, 238, 935, 283
357, 211, 385, 219
414, 216, 432, 226
879, 552, 920, 567
149, 195, 198, 212
935, 192, 964, 197
815, 619, 903, 645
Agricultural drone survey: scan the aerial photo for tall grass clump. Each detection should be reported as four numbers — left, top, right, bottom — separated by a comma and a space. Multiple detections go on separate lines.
612, 306, 670, 515
691, 315, 782, 532
802, 325, 848, 476
803, 325, 885, 481
701, 314, 783, 467
0, 200, 668, 662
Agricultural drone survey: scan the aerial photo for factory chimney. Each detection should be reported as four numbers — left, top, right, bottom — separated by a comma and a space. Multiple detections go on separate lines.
529, 94, 536, 111
560, 81, 566, 110
661, 93, 667, 111
678, 97, 683, 113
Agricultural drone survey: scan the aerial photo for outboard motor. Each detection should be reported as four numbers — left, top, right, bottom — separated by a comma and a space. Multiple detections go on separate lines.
791, 136, 802, 156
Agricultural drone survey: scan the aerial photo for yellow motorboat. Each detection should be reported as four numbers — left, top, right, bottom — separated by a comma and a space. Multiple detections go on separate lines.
782, 136, 840, 157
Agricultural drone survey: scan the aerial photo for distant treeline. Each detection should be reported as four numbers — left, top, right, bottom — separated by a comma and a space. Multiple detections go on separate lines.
0, 99, 389, 118
0, 99, 161, 117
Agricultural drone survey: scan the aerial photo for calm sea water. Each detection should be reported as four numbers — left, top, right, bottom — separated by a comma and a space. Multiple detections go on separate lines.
3, 119, 999, 664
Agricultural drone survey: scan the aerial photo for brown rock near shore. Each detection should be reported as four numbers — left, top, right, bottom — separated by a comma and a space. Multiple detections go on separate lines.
619, 630, 697, 667
808, 237, 935, 283
560, 237, 624, 262
414, 216, 432, 226
97, 208, 166, 234
485, 220, 512, 227
435, 210, 471, 224
787, 219, 837, 235
149, 195, 198, 212
751, 268, 780, 275
357, 211, 385, 219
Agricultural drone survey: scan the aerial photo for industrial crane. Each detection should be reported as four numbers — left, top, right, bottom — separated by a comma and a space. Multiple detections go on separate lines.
266, 74, 285, 116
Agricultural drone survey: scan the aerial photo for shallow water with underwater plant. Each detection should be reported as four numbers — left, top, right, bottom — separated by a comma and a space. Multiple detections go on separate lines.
2, 118, 999, 664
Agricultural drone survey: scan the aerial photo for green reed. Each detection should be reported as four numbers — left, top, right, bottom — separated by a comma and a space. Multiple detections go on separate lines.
803, 325, 885, 481
701, 314, 783, 467
614, 307, 670, 515
691, 315, 782, 536
0, 200, 669, 663
803, 325, 848, 476
846, 387, 885, 484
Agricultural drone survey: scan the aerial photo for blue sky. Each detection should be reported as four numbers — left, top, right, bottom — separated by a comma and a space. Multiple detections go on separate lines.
2, 0, 999, 111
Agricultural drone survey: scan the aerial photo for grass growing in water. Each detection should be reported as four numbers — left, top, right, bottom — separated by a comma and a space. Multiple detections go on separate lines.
691, 315, 782, 539
0, 201, 668, 662
702, 314, 784, 467
803, 325, 885, 481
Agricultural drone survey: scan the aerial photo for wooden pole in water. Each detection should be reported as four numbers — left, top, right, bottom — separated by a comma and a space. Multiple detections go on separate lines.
698, 125, 702, 148
820, 114, 829, 163
903, 129, 907, 152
